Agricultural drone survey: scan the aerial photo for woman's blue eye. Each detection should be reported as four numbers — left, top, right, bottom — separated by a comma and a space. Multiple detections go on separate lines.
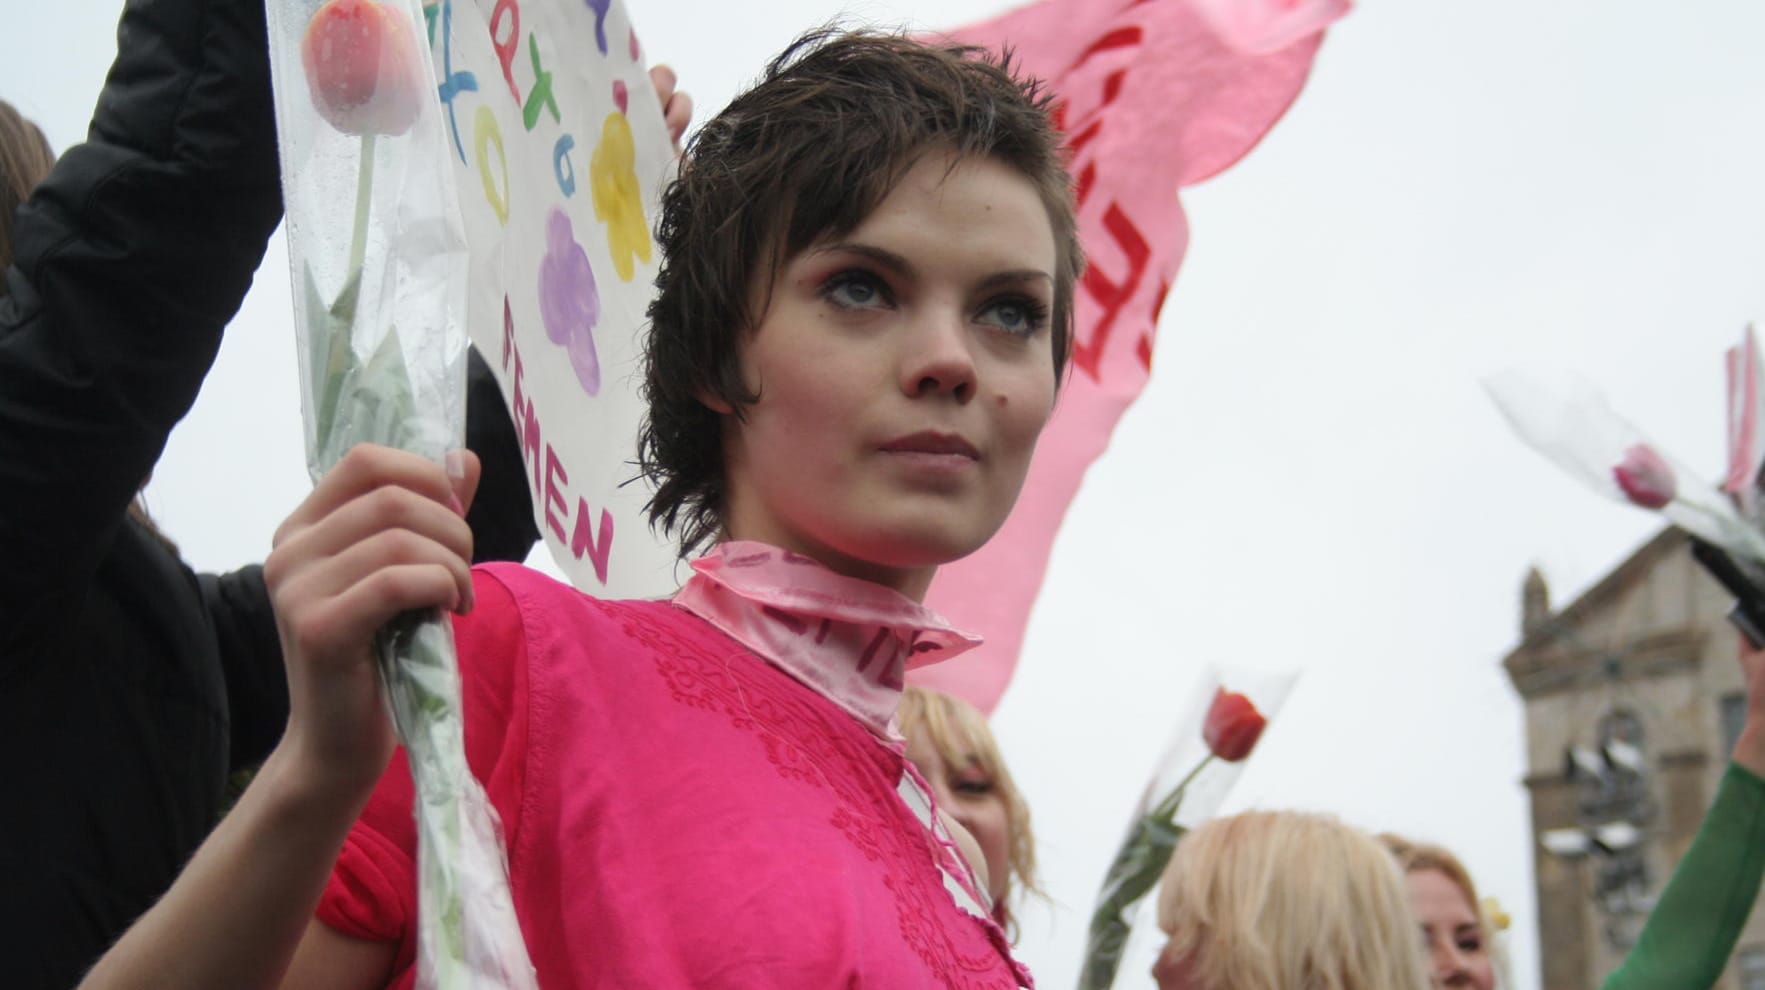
980, 296, 1049, 336
822, 271, 889, 309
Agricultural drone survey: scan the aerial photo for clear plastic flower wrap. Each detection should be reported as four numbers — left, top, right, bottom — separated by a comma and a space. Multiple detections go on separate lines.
1079, 667, 1295, 990
1486, 364, 1765, 565
262, 1, 537, 985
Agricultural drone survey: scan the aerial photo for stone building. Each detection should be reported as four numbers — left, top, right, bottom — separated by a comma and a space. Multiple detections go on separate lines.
1505, 526, 1765, 989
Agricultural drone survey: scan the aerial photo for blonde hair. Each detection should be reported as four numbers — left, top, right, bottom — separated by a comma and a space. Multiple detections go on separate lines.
1156, 810, 1430, 990
1, 97, 55, 285
1380, 833, 1511, 988
898, 687, 1042, 926
1379, 834, 1478, 904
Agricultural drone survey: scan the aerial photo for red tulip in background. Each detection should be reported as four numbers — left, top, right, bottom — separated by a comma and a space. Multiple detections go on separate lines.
1613, 443, 1676, 510
1082, 683, 1273, 989
1202, 688, 1267, 762
301, 0, 422, 136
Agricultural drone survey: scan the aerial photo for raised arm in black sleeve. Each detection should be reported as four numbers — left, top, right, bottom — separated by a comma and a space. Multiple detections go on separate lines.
0, 0, 281, 661
0, 3, 283, 986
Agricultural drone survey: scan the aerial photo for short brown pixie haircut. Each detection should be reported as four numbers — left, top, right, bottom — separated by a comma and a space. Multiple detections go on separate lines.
639, 28, 1083, 556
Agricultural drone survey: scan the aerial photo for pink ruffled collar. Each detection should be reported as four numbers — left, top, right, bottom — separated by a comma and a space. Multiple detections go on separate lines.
671, 541, 982, 738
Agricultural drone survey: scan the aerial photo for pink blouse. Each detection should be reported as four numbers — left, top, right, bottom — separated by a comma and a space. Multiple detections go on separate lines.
317, 553, 1031, 988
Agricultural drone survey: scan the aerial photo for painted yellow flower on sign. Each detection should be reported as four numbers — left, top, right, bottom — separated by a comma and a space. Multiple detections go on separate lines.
590, 111, 651, 282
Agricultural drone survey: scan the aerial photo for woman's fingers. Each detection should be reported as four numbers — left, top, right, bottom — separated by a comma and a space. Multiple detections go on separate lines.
649, 64, 678, 113
448, 448, 484, 518
275, 445, 461, 547
649, 64, 693, 151
275, 527, 476, 653
287, 567, 468, 671
664, 90, 693, 146
275, 482, 473, 578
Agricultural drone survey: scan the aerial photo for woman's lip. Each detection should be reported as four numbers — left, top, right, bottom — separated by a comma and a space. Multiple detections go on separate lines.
880, 449, 978, 473
879, 431, 980, 459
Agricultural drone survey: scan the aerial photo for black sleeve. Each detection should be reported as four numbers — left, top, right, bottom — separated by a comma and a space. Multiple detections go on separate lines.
0, 0, 282, 660
199, 565, 289, 771
465, 345, 542, 564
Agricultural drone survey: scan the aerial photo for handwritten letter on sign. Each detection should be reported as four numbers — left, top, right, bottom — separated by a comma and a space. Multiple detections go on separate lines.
425, 0, 680, 597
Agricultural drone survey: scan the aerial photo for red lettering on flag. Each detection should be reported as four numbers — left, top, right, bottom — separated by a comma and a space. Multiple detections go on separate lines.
1071, 203, 1151, 381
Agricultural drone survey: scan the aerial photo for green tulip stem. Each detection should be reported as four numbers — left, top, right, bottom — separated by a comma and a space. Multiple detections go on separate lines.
345, 133, 377, 280
1152, 753, 1214, 823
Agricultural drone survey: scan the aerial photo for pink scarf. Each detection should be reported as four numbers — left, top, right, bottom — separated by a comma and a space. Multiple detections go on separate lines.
672, 541, 983, 739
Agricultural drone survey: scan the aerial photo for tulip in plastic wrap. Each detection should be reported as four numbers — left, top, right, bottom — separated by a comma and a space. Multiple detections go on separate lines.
1486, 366, 1765, 566
1200, 687, 1266, 763
1613, 444, 1676, 510
266, 1, 537, 986
301, 0, 422, 136
1080, 682, 1277, 990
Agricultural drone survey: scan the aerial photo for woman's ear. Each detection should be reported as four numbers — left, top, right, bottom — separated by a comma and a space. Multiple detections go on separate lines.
697, 388, 735, 415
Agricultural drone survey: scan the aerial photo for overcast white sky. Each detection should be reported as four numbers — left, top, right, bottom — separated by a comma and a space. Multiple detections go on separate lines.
12, 2, 1765, 987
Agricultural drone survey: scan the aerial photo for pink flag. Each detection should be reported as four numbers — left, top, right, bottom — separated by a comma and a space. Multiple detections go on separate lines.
911, 0, 1347, 713
1725, 324, 1764, 517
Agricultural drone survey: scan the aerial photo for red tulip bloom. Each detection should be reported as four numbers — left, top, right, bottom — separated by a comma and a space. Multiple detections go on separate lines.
301, 0, 423, 136
1202, 688, 1267, 762
1613, 443, 1675, 510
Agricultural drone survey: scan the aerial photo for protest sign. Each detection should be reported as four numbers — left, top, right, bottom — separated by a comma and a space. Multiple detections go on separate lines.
426, 0, 680, 597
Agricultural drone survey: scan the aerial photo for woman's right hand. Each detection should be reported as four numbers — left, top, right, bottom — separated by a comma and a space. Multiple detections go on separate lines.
263, 444, 479, 796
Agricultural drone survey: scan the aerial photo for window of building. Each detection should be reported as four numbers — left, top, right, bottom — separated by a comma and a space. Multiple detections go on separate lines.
1738, 945, 1765, 990
1582, 707, 1651, 822
1723, 692, 1748, 758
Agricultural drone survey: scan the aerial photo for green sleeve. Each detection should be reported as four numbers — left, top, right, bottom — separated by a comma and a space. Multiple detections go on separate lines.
1600, 762, 1765, 990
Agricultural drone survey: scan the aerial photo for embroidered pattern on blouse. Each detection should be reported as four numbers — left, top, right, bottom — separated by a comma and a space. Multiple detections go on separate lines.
606, 599, 1031, 989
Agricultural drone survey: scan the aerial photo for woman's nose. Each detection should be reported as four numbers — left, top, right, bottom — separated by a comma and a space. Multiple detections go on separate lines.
1431, 943, 1471, 986
900, 309, 977, 401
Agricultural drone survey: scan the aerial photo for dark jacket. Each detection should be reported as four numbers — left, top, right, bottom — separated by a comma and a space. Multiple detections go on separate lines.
0, 3, 283, 984
0, 2, 534, 984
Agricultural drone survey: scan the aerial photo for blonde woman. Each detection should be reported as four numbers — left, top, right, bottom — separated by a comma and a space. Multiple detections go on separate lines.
899, 686, 1042, 938
1153, 810, 1431, 990
1380, 835, 1507, 990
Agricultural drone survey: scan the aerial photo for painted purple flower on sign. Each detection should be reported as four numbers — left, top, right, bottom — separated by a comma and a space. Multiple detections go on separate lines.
584, 0, 610, 54
612, 79, 628, 115
538, 208, 602, 396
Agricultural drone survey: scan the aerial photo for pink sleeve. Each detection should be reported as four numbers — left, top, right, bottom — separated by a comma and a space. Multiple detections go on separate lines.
314, 565, 532, 973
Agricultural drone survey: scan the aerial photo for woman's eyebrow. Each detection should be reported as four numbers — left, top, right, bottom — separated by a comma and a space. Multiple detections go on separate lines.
811, 244, 1053, 291
976, 269, 1053, 291
813, 242, 913, 276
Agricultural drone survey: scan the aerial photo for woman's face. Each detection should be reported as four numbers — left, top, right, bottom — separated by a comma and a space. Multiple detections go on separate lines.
903, 727, 1013, 906
1151, 938, 1199, 990
1407, 868, 1495, 990
719, 150, 1059, 600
